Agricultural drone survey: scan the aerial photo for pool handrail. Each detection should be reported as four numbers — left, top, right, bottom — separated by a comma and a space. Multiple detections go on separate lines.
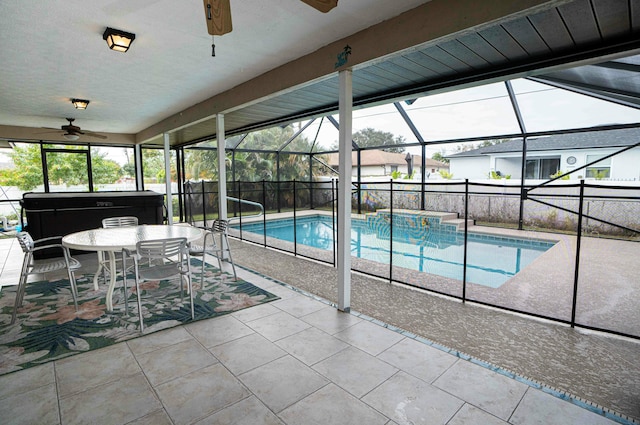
227, 196, 264, 221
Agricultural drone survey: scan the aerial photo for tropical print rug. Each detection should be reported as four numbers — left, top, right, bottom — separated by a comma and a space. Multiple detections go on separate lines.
0, 259, 279, 376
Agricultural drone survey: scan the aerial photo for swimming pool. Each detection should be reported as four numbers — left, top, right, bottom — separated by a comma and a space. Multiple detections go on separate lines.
236, 214, 555, 287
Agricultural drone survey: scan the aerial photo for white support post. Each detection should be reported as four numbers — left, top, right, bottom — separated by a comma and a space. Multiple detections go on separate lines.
163, 133, 173, 225
338, 69, 352, 313
134, 144, 143, 191
217, 114, 227, 221
217, 114, 230, 259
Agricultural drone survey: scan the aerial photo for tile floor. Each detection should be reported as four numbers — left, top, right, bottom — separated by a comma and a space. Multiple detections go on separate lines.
0, 237, 630, 425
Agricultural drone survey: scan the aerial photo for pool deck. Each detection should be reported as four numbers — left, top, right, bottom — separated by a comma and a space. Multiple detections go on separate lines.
228, 212, 640, 422
232, 212, 639, 337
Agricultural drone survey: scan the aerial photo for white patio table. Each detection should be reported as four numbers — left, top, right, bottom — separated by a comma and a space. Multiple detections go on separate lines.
62, 225, 203, 311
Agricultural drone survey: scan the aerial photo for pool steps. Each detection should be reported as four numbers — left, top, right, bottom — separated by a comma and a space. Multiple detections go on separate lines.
366, 209, 475, 231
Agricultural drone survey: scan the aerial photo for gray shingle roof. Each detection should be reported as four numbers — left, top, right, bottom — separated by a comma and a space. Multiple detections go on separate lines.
448, 128, 640, 158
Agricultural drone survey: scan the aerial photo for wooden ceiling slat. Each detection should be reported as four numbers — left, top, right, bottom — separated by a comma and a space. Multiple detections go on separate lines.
438, 39, 490, 69
421, 46, 474, 72
282, 88, 334, 105
557, 0, 601, 45
592, 0, 630, 39
457, 32, 509, 65
400, 51, 454, 77
351, 73, 391, 95
351, 79, 383, 95
375, 60, 430, 84
351, 70, 391, 89
357, 66, 408, 88
276, 92, 333, 110
250, 102, 304, 116
632, 0, 640, 30
301, 82, 340, 101
501, 18, 550, 56
528, 9, 575, 52
385, 56, 440, 80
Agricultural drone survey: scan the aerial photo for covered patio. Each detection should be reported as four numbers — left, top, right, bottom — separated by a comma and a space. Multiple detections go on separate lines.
1, 1, 639, 424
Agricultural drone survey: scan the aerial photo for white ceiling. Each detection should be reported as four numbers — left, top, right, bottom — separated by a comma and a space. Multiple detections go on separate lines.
0, 0, 430, 136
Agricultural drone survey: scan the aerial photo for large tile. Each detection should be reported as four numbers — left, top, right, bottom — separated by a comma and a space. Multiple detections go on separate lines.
313, 347, 398, 398
59, 373, 161, 425
378, 337, 457, 383
210, 332, 286, 375
126, 325, 194, 356
0, 363, 54, 400
276, 327, 349, 365
258, 283, 298, 300
232, 302, 280, 322
448, 403, 508, 425
55, 342, 141, 397
334, 320, 404, 356
135, 338, 217, 386
186, 314, 255, 347
279, 383, 388, 425
195, 396, 284, 425
510, 389, 619, 425
246, 311, 311, 341
272, 294, 326, 317
127, 410, 174, 425
433, 359, 528, 420
300, 306, 362, 335
0, 382, 59, 425
155, 362, 250, 425
363, 371, 464, 425
239, 355, 328, 413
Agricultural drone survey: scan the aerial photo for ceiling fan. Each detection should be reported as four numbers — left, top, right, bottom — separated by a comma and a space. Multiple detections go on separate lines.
203, 0, 338, 36
42, 118, 107, 141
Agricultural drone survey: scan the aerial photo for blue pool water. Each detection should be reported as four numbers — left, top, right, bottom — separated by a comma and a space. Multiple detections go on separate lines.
237, 215, 555, 287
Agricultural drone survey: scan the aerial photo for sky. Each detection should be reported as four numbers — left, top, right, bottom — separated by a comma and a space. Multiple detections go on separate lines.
304, 78, 640, 158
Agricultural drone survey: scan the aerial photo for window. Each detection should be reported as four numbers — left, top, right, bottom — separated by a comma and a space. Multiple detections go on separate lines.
585, 154, 611, 179
525, 158, 560, 179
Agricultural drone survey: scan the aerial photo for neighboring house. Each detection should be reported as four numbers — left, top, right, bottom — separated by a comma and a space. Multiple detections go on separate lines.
327, 150, 449, 179
447, 128, 640, 181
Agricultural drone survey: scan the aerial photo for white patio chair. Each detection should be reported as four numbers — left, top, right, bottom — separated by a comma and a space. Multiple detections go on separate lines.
102, 216, 139, 228
189, 219, 237, 289
11, 232, 81, 324
122, 237, 193, 332
95, 216, 139, 288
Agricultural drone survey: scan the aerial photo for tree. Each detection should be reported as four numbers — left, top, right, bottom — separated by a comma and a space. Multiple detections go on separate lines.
0, 144, 122, 191
331, 127, 406, 153
184, 149, 219, 181
142, 149, 177, 182
452, 138, 513, 155
0, 144, 43, 190
183, 125, 326, 183
91, 154, 124, 185
431, 151, 449, 164
478, 138, 512, 148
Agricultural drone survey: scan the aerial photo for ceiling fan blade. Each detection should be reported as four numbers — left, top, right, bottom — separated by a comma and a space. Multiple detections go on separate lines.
36, 129, 63, 135
300, 0, 338, 13
83, 131, 108, 140
203, 0, 232, 36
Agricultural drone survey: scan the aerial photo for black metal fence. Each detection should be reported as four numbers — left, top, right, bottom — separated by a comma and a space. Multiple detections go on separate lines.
184, 179, 640, 339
